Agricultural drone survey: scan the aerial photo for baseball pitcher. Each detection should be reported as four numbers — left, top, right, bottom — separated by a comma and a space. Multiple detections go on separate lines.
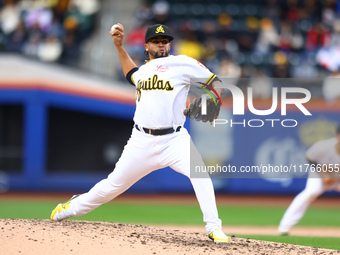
50, 23, 228, 243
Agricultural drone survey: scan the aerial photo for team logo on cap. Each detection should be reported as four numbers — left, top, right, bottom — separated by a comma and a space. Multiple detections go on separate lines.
155, 25, 165, 34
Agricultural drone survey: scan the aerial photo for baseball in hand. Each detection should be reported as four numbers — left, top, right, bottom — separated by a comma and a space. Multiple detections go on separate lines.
110, 24, 120, 36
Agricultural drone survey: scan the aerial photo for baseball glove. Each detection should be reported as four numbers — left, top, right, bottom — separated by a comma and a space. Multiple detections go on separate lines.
183, 96, 221, 123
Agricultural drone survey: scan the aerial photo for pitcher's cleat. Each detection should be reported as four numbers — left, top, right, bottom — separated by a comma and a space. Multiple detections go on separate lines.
209, 229, 230, 243
50, 195, 79, 222
278, 225, 290, 236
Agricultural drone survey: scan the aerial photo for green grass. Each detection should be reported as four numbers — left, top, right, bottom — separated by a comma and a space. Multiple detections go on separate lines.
218, 206, 340, 227
237, 235, 340, 251
1, 201, 340, 227
1, 201, 339, 250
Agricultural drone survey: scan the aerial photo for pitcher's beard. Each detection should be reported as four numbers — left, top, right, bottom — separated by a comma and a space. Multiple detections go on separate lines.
149, 49, 169, 59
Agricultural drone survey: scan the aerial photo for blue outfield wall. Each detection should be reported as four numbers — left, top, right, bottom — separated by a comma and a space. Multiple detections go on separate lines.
215, 110, 340, 195
0, 88, 339, 195
0, 88, 194, 193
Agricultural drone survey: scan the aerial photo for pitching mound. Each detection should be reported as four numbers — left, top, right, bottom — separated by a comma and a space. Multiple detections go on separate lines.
0, 219, 337, 255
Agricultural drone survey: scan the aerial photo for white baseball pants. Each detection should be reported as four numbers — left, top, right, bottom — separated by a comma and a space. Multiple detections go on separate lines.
66, 127, 222, 234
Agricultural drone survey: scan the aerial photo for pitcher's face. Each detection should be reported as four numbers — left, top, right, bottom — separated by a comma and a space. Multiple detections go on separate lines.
145, 36, 171, 59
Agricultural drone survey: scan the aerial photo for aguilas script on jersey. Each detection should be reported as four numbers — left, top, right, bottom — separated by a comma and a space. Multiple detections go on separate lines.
137, 74, 174, 91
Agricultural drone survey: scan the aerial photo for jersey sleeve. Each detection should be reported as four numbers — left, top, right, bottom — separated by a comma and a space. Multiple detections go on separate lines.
180, 55, 219, 86
126, 67, 139, 86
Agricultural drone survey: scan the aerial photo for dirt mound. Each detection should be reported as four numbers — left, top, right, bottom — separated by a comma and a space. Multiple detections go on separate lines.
0, 218, 337, 255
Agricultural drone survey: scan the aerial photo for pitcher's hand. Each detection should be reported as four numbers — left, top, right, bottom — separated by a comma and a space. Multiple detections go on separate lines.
110, 23, 124, 47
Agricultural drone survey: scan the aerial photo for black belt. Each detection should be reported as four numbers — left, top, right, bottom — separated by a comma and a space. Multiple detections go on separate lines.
134, 125, 181, 136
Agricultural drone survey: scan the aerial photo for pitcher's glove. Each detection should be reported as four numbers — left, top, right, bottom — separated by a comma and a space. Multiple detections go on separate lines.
183, 96, 221, 123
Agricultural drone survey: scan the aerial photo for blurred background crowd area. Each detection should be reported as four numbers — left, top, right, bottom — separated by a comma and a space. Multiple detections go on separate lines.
0, 0, 100, 66
1, 0, 340, 101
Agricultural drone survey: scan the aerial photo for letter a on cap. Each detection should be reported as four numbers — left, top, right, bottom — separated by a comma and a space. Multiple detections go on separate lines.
155, 25, 165, 34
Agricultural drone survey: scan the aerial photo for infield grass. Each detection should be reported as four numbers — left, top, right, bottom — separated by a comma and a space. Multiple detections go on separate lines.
1, 201, 340, 227
1, 201, 339, 250
237, 235, 340, 251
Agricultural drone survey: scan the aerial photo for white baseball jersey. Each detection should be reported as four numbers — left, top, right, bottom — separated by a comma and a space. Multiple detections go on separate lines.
306, 137, 340, 177
306, 137, 340, 164
131, 55, 216, 128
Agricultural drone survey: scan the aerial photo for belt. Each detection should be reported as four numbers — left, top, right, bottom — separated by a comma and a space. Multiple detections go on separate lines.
134, 124, 181, 136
